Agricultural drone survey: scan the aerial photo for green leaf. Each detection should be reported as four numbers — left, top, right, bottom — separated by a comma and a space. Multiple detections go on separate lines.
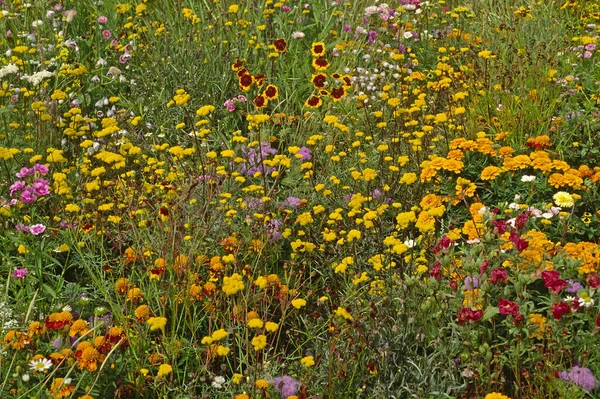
482, 306, 499, 321
42, 283, 57, 299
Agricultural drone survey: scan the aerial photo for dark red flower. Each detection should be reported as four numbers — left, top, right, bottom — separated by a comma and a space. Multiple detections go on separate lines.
509, 230, 529, 252
457, 307, 483, 325
488, 267, 508, 285
587, 272, 600, 289
311, 73, 327, 88
237, 68, 248, 77
515, 211, 530, 230
239, 74, 253, 88
498, 298, 519, 317
542, 271, 568, 295
430, 261, 442, 280
305, 95, 322, 108
330, 86, 345, 101
312, 57, 329, 70
492, 219, 508, 234
596, 313, 600, 328
232, 59, 244, 71
274, 38, 287, 52
264, 84, 278, 99
551, 301, 570, 320
254, 74, 265, 88
253, 95, 267, 108
479, 260, 489, 276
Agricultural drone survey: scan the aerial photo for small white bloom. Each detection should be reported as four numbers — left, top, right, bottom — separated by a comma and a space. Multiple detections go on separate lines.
29, 358, 53, 372
22, 374, 30, 382
212, 375, 226, 389
403, 31, 413, 39
521, 175, 536, 182
62, 305, 72, 312
291, 31, 305, 39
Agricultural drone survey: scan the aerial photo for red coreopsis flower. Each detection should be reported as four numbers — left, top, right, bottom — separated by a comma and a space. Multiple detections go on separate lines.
498, 298, 519, 317
311, 73, 327, 88
312, 57, 330, 71
541, 270, 568, 295
264, 85, 279, 100
231, 59, 245, 71
236, 68, 248, 78
273, 38, 287, 53
330, 86, 345, 101
239, 74, 253, 91
551, 301, 571, 320
311, 42, 326, 57
304, 95, 322, 108
254, 74, 266, 88
253, 95, 268, 108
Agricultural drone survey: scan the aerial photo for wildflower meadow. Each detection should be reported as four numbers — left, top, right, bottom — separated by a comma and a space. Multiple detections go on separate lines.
1, 0, 600, 398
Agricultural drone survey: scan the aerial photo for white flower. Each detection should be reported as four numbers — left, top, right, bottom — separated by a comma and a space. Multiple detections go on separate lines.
22, 374, 30, 382
62, 305, 72, 312
212, 375, 226, 389
521, 175, 536, 182
403, 239, 416, 248
291, 31, 305, 39
29, 358, 53, 372
578, 297, 594, 308
0, 64, 19, 79
403, 31, 413, 39
21, 70, 54, 86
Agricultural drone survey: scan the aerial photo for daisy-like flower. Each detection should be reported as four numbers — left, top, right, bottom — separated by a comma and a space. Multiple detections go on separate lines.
553, 191, 574, 207
29, 357, 53, 372
311, 42, 326, 57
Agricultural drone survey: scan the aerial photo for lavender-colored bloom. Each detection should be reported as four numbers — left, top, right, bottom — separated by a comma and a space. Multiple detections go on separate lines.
560, 366, 597, 391
343, 24, 352, 32
265, 218, 283, 241
283, 197, 302, 209
464, 276, 480, 290
565, 280, 584, 293
29, 224, 46, 235
244, 197, 263, 210
296, 147, 311, 161
273, 375, 301, 397
11, 268, 28, 279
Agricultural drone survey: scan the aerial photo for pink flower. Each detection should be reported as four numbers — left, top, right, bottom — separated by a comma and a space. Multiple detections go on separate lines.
29, 224, 46, 235
97, 16, 108, 24
102, 30, 112, 40
498, 298, 519, 317
11, 268, 28, 279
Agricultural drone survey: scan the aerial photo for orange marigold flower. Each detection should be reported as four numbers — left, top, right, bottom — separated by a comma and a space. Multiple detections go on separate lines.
3, 330, 28, 350
76, 344, 104, 372
69, 319, 90, 337
45, 311, 73, 330
134, 304, 150, 322
50, 378, 75, 398
126, 287, 144, 302
28, 321, 46, 337
480, 165, 502, 180
115, 278, 130, 295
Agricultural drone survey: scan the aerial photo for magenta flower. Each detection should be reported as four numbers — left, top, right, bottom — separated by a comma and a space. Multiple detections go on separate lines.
33, 164, 49, 175
29, 224, 46, 235
11, 268, 28, 279
102, 29, 112, 40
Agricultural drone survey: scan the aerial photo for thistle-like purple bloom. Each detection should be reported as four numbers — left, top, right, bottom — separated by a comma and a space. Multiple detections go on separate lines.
273, 375, 301, 398
11, 268, 28, 279
560, 366, 597, 391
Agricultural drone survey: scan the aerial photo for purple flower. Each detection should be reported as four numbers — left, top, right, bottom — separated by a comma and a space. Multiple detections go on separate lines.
274, 375, 301, 397
33, 164, 49, 175
16, 167, 33, 178
19, 188, 37, 203
9, 181, 26, 196
295, 147, 311, 161
464, 276, 480, 290
29, 224, 46, 235
281, 5, 291, 12
565, 280, 584, 293
32, 179, 50, 196
283, 197, 302, 209
560, 366, 597, 391
265, 218, 283, 241
343, 24, 352, 32
11, 268, 28, 279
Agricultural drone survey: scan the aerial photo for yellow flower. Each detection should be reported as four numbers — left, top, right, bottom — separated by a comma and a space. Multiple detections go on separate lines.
291, 298, 307, 309
255, 379, 269, 389
335, 307, 353, 321
147, 317, 167, 331
223, 273, 244, 295
157, 364, 173, 378
228, 4, 239, 13
248, 319, 264, 329
301, 355, 315, 367
484, 393, 510, 399
265, 322, 279, 332
211, 329, 228, 341
217, 345, 230, 356
553, 191, 574, 207
251, 334, 267, 351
